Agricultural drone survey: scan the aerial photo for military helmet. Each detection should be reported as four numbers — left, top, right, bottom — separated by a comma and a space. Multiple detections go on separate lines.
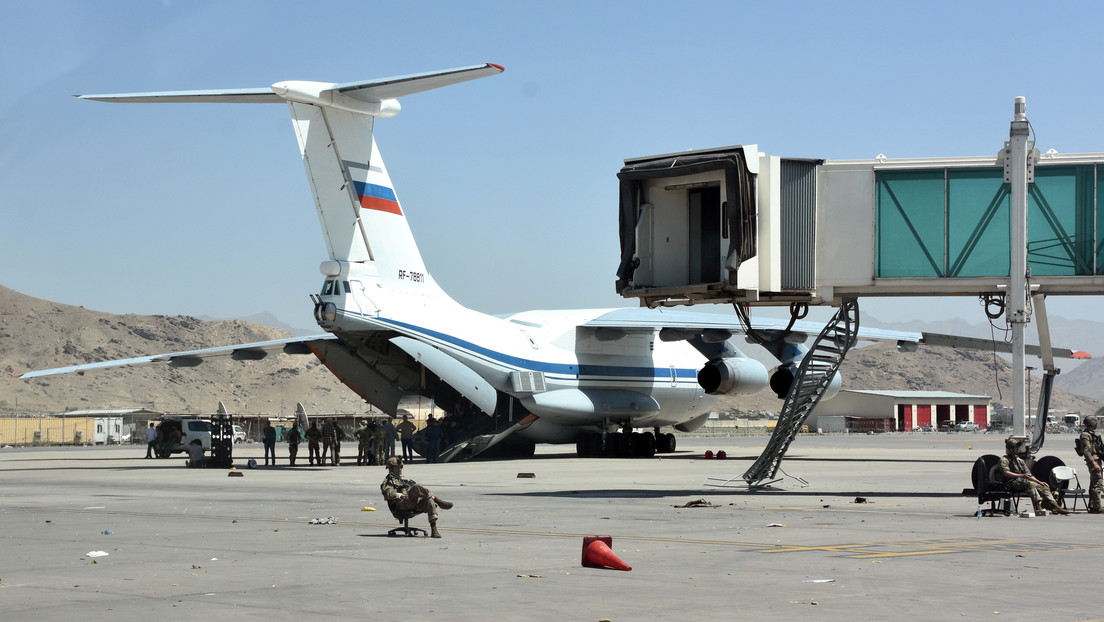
385, 457, 403, 468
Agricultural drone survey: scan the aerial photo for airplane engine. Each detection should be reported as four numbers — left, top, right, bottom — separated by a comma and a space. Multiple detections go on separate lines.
697, 358, 768, 396
768, 364, 842, 401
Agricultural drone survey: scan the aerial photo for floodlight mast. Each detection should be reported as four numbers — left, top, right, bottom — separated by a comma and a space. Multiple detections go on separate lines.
1007, 96, 1031, 441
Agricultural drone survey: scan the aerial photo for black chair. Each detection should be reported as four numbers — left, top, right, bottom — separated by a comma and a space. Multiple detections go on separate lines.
387, 508, 427, 537
973, 454, 1021, 516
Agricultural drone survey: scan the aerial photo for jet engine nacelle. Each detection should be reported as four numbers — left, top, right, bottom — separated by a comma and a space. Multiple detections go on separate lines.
768, 364, 842, 401
697, 358, 769, 396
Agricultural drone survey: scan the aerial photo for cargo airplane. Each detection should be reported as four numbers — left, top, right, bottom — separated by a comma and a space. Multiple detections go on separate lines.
21, 64, 1080, 461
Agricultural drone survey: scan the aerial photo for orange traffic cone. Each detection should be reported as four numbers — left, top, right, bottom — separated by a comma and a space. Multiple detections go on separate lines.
582, 536, 632, 571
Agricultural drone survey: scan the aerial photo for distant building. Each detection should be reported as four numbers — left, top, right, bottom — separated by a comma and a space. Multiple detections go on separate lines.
810, 390, 990, 432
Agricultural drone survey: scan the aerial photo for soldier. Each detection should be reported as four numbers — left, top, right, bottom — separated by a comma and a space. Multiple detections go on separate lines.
999, 438, 1068, 515
1079, 415, 1104, 513
321, 418, 337, 465
372, 418, 387, 466
380, 457, 453, 538
355, 420, 372, 466
286, 423, 301, 466
306, 420, 322, 466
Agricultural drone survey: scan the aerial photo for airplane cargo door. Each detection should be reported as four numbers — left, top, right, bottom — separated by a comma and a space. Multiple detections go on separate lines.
688, 186, 722, 284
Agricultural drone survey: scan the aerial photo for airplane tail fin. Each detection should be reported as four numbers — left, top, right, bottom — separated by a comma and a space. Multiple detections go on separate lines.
79, 64, 504, 298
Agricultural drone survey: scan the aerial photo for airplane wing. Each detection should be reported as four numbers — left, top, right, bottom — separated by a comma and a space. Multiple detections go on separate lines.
580, 308, 1089, 359
19, 335, 337, 379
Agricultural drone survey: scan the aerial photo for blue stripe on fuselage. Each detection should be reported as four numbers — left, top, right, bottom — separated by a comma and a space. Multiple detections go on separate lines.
339, 309, 699, 382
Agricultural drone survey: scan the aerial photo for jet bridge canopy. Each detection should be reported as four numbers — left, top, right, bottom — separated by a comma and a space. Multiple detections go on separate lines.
617, 146, 1104, 308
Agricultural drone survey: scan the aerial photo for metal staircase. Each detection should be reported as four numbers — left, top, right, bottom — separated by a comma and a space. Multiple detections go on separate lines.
741, 297, 860, 487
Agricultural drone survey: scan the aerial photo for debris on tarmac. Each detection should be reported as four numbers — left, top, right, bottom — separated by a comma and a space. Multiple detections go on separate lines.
673, 499, 717, 508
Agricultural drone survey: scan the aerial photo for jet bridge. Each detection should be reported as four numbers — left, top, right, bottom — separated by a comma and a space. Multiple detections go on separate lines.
617, 98, 1104, 487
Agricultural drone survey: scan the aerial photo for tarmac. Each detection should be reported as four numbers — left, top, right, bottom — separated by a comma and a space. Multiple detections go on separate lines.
1, 433, 1102, 621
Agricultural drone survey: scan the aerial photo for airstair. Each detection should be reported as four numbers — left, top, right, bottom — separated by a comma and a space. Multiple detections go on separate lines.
738, 297, 860, 487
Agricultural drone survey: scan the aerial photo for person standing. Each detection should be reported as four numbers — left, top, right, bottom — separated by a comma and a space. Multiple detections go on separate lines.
144, 422, 158, 459
380, 457, 453, 538
1079, 415, 1104, 513
384, 416, 398, 460
321, 418, 336, 465
425, 417, 444, 463
355, 420, 371, 466
286, 423, 302, 467
306, 420, 322, 466
372, 418, 387, 466
262, 421, 277, 466
999, 438, 1068, 515
397, 414, 416, 461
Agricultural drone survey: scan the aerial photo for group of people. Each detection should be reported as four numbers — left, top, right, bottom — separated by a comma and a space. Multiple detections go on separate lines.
998, 414, 1104, 515
238, 414, 425, 467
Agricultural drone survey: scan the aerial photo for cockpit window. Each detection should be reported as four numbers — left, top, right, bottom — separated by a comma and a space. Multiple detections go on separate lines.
321, 280, 335, 295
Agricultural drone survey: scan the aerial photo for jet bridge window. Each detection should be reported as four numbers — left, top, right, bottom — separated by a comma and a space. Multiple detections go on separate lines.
876, 164, 1101, 278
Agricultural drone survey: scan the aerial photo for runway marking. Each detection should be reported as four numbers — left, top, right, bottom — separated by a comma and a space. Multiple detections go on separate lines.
23, 507, 1104, 559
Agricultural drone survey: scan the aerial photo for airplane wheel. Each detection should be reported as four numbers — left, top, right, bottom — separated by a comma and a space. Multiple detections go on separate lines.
576, 436, 590, 457
663, 433, 677, 454
1031, 455, 1065, 488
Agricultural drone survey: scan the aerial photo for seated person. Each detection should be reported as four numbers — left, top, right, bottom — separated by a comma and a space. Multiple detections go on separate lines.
186, 438, 208, 468
380, 457, 453, 538
999, 438, 1068, 515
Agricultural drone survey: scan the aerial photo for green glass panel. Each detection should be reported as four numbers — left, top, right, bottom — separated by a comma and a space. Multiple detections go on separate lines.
946, 168, 1009, 277
876, 171, 945, 277
1028, 166, 1092, 276
1097, 165, 1104, 274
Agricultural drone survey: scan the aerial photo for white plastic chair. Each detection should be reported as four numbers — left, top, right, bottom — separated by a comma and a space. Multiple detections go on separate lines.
1051, 466, 1085, 511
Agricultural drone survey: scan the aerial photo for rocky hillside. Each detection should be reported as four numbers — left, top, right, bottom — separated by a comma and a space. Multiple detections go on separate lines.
0, 285, 366, 415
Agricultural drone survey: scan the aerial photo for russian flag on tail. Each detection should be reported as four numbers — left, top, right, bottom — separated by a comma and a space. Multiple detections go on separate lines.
355, 181, 402, 216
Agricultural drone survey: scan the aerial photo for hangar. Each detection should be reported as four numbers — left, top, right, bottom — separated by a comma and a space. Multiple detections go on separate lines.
808, 390, 990, 432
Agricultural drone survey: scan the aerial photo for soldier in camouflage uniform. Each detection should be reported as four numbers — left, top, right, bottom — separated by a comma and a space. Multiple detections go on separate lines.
380, 457, 453, 538
1080, 415, 1104, 513
999, 438, 1068, 515
372, 419, 387, 466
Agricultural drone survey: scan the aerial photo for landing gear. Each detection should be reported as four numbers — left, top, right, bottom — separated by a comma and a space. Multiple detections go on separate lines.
575, 430, 669, 458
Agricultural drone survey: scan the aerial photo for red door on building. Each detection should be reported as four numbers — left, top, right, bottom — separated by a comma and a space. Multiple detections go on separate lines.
973, 405, 988, 429
917, 405, 931, 429
898, 404, 913, 431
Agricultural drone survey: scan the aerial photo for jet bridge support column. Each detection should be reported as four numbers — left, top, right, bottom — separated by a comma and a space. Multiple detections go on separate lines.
1004, 96, 1034, 441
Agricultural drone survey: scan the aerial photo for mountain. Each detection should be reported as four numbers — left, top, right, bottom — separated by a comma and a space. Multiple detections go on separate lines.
0, 285, 366, 415
2, 284, 1101, 418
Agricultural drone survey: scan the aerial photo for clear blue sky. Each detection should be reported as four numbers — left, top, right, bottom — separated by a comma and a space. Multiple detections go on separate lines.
3, 1, 1104, 330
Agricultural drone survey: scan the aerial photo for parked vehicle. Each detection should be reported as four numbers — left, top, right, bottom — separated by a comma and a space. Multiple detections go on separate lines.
154, 417, 212, 458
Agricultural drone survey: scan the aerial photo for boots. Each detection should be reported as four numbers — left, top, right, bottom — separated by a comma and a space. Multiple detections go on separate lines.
434, 496, 454, 510
430, 522, 441, 538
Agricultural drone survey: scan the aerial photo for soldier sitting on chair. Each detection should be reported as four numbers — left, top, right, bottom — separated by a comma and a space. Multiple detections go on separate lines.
380, 457, 453, 538
999, 438, 1068, 515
